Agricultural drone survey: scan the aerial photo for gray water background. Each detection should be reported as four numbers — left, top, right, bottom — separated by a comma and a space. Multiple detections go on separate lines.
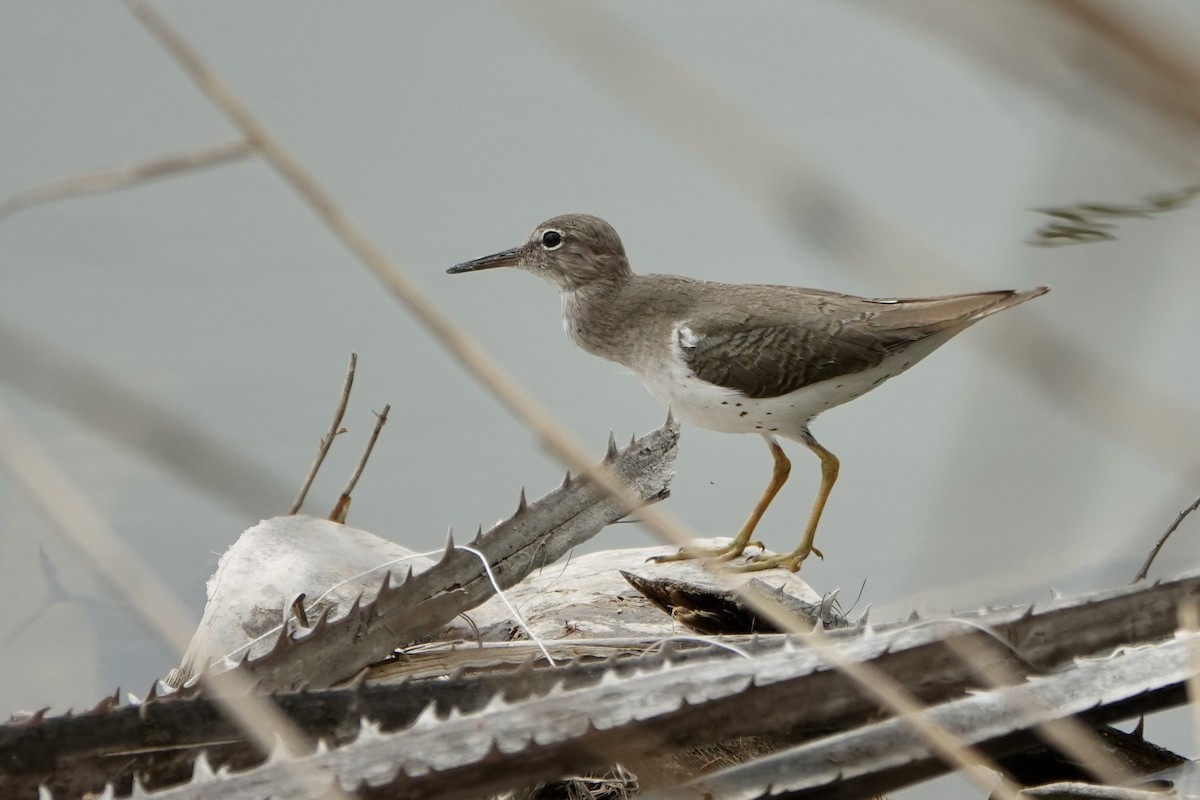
2, 2, 1199, 793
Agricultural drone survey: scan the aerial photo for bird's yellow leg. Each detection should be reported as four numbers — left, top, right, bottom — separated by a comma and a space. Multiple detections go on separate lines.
652, 435, 790, 563
737, 431, 838, 573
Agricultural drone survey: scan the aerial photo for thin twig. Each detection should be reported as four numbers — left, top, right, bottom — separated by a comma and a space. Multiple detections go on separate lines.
330, 403, 389, 523
291, 353, 356, 515
489, 8, 1199, 782
0, 400, 350, 799
1134, 493, 1200, 582
1043, 0, 1200, 155
457, 544, 558, 667
120, 3, 1016, 794
867, 1, 1200, 170
0, 139, 252, 222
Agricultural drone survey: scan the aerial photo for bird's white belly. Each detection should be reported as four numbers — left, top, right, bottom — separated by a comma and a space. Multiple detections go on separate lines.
637, 346, 933, 442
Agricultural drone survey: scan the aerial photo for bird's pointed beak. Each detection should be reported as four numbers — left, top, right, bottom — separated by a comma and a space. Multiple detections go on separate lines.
447, 246, 522, 275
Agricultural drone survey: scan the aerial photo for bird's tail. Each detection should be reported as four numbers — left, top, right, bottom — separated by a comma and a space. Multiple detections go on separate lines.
971, 285, 1050, 321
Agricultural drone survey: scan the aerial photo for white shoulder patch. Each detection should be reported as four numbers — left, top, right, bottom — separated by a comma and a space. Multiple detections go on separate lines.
677, 323, 700, 348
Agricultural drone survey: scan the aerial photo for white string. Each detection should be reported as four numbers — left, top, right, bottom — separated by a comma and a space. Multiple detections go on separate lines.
456, 544, 558, 668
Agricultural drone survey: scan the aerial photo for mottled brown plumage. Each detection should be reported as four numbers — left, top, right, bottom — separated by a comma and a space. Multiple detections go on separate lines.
449, 214, 1047, 571
675, 289, 1023, 399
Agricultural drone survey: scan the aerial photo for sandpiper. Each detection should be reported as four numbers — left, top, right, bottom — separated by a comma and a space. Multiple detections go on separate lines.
449, 214, 1047, 571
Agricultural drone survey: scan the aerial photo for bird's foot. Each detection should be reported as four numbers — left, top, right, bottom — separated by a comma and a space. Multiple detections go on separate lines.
730, 544, 824, 573
647, 539, 765, 565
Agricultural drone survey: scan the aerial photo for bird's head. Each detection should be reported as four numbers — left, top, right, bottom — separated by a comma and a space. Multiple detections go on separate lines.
448, 214, 632, 292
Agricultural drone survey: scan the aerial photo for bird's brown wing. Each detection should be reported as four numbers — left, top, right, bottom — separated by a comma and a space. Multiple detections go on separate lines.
677, 319, 917, 399
675, 288, 1041, 399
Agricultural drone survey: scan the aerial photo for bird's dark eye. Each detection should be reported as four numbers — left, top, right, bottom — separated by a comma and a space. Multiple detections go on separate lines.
541, 230, 564, 250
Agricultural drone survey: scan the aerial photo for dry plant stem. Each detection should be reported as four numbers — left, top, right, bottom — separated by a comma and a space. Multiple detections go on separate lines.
501, 0, 1200, 617
1134, 493, 1200, 582
291, 352, 356, 515
743, 596, 1023, 800
1043, 0, 1200, 137
504, 0, 1200, 489
942, 631, 1136, 787
121, 2, 1015, 793
0, 139, 252, 222
121, 0, 691, 553
869, 1, 1200, 172
330, 403, 389, 523
0, 401, 353, 800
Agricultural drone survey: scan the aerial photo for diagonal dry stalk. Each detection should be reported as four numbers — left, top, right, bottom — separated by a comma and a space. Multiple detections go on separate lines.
9, 570, 1196, 797
496, 5, 1200, 782
118, 1, 1023, 794
175, 421, 680, 691
873, 0, 1200, 171
650, 630, 1195, 799
942, 633, 1138, 788
2, 3, 1190, 796
330, 402, 390, 523
0, 400, 355, 800
502, 0, 1200, 490
0, 139, 252, 222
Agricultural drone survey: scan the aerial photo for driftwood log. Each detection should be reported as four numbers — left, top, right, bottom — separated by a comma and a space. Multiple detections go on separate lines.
2, 419, 1195, 799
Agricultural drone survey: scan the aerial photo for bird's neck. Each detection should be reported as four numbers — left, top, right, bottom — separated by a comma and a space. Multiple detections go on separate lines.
559, 275, 636, 362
